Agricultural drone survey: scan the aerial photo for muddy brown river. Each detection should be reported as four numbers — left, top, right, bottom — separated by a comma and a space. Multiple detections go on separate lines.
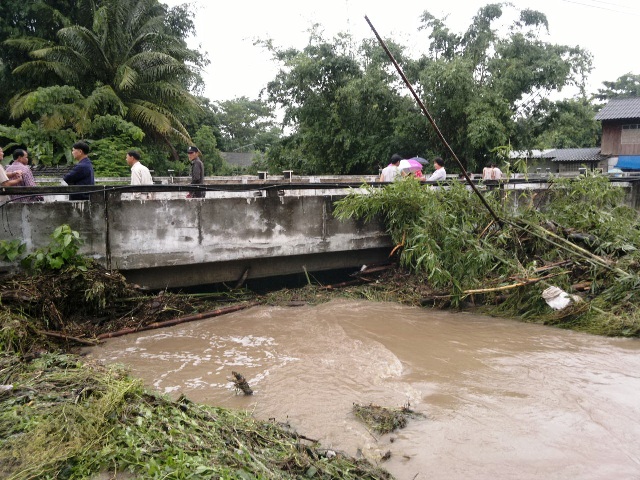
87, 299, 640, 479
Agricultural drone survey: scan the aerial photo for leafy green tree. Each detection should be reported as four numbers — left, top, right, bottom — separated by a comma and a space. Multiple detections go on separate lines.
6, 0, 205, 158
262, 5, 592, 175
263, 30, 424, 174
192, 125, 224, 174
515, 98, 601, 149
414, 4, 593, 171
594, 73, 640, 101
215, 97, 282, 153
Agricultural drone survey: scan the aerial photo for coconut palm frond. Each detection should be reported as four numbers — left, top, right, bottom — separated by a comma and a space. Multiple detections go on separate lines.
130, 0, 165, 34
127, 100, 190, 142
126, 101, 173, 135
13, 60, 78, 86
115, 64, 139, 92
58, 26, 107, 68
85, 85, 127, 117
4, 37, 53, 52
136, 81, 198, 107
127, 51, 184, 70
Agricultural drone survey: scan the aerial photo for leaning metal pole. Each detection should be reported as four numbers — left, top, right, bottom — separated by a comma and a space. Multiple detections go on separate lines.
364, 15, 503, 227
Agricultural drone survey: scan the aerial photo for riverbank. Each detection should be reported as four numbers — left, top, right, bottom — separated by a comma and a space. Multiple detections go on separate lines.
0, 352, 394, 479
0, 265, 418, 479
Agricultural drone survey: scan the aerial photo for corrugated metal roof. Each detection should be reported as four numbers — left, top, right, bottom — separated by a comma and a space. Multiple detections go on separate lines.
509, 149, 555, 159
547, 147, 607, 162
594, 98, 640, 120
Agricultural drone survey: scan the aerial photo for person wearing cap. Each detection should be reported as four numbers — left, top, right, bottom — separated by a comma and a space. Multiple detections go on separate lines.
6, 149, 44, 202
427, 157, 447, 182
0, 147, 23, 187
380, 153, 402, 182
126, 150, 153, 199
186, 146, 205, 198
63, 141, 95, 200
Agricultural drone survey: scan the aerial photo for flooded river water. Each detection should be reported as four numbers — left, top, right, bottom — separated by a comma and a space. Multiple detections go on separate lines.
87, 299, 640, 479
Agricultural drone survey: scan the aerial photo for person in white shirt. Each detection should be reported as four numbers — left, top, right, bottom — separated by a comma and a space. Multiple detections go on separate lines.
492, 164, 503, 180
126, 150, 153, 198
379, 153, 402, 182
0, 147, 22, 187
427, 157, 447, 181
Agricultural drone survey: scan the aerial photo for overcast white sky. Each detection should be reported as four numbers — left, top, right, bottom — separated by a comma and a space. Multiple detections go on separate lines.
163, 0, 640, 102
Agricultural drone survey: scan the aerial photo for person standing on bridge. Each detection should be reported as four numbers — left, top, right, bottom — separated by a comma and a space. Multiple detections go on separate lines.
7, 149, 43, 202
126, 150, 153, 199
492, 163, 503, 180
0, 147, 22, 187
63, 141, 94, 200
426, 157, 447, 182
187, 145, 205, 198
380, 154, 402, 182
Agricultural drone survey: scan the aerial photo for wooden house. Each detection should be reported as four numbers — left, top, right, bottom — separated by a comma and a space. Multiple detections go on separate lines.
594, 97, 640, 171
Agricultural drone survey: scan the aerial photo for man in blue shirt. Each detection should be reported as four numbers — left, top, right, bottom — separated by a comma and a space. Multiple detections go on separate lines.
63, 141, 95, 200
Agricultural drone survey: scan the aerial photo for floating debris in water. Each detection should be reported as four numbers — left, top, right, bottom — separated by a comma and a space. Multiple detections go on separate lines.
230, 370, 253, 395
353, 402, 424, 434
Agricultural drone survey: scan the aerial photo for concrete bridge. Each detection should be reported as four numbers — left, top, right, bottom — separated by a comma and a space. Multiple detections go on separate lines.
1, 175, 639, 289
0, 179, 392, 289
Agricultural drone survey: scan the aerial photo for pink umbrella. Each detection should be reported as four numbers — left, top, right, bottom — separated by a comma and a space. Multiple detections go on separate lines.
399, 158, 423, 173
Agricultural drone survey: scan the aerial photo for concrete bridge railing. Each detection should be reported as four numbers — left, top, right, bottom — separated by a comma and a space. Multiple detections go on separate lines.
0, 183, 392, 289
1, 177, 639, 289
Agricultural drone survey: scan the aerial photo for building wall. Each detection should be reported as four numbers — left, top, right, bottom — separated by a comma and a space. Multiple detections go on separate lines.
601, 120, 640, 155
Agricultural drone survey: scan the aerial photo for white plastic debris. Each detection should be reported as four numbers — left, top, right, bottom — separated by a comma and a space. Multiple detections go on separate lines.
542, 286, 580, 310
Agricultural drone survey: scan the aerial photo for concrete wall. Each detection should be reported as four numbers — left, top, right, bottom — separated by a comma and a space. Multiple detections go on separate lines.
0, 187, 391, 289
2, 178, 640, 289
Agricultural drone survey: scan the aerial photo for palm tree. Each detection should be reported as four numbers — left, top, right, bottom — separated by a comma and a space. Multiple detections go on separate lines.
7, 0, 202, 156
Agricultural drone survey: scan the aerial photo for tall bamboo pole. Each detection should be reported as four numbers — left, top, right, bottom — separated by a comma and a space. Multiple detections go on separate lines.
364, 15, 503, 227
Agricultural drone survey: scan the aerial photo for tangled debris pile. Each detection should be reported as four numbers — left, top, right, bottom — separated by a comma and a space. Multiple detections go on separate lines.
0, 261, 257, 354
334, 173, 640, 337
353, 403, 424, 435
0, 354, 392, 480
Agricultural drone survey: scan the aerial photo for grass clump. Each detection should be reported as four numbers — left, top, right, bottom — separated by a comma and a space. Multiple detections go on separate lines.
0, 353, 392, 480
353, 403, 424, 435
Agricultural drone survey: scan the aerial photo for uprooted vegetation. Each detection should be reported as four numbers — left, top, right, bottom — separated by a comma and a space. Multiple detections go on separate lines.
334, 172, 640, 337
0, 354, 392, 480
353, 403, 425, 435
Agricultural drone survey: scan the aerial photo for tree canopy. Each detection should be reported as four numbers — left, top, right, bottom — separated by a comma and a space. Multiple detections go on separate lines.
0, 0, 217, 174
595, 73, 640, 101
262, 4, 597, 174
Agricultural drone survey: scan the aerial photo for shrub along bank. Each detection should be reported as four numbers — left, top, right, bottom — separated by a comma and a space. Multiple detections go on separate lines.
334, 173, 640, 337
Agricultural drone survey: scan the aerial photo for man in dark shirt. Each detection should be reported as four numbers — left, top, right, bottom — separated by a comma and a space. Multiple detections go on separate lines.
187, 145, 205, 198
63, 141, 95, 200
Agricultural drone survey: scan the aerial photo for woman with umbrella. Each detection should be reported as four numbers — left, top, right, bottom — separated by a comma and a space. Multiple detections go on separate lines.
398, 156, 429, 180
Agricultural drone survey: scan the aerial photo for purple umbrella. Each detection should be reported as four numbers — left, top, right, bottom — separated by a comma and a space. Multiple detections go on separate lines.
410, 156, 428, 166
399, 159, 423, 173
